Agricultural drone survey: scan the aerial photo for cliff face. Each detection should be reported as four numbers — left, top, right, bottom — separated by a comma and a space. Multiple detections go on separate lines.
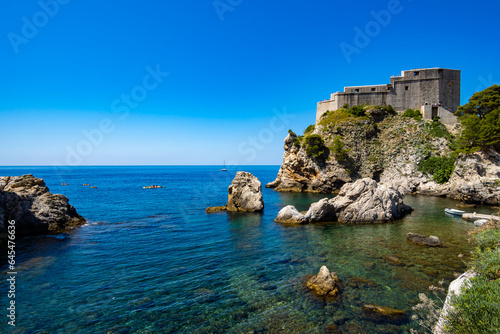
0, 174, 86, 237
267, 110, 500, 204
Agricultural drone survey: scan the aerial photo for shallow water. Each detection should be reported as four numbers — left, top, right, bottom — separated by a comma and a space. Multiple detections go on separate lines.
0, 166, 496, 333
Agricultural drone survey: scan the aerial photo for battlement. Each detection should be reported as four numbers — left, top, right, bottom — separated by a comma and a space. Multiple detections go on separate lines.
316, 68, 461, 126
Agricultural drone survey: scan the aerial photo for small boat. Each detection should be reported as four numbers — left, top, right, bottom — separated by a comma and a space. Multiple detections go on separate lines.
61, 183, 69, 186
90, 186, 98, 189
220, 160, 227, 172
143, 185, 166, 189
82, 183, 91, 186
444, 208, 466, 216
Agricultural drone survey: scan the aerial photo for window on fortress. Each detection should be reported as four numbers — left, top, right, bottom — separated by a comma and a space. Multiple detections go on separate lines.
371, 88, 376, 92
405, 86, 409, 91
413, 71, 419, 76
355, 89, 359, 93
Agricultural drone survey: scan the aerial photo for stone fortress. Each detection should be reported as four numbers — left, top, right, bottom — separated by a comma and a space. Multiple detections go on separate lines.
316, 68, 460, 126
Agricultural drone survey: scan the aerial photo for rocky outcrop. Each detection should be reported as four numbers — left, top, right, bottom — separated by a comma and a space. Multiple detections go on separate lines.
268, 113, 500, 205
207, 172, 264, 213
275, 178, 412, 224
274, 205, 306, 224
447, 149, 500, 204
332, 178, 412, 223
0, 175, 86, 237
306, 266, 339, 297
407, 233, 443, 247
434, 271, 476, 334
226, 172, 264, 212
266, 132, 349, 193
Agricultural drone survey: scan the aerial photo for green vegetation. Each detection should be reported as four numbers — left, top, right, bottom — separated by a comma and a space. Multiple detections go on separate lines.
446, 224, 500, 333
347, 104, 367, 117
418, 156, 455, 184
373, 104, 396, 115
304, 124, 315, 136
288, 129, 297, 137
293, 135, 303, 147
330, 136, 348, 163
425, 119, 452, 139
403, 108, 423, 121
455, 84, 500, 153
304, 134, 328, 162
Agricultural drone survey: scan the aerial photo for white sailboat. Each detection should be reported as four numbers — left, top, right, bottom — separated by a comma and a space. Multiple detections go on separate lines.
220, 161, 227, 171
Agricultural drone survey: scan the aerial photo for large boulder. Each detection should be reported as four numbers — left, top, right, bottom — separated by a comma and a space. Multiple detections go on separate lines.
406, 233, 443, 247
226, 172, 264, 212
0, 175, 86, 236
274, 205, 306, 224
304, 198, 336, 222
306, 265, 340, 297
275, 178, 412, 224
332, 178, 412, 223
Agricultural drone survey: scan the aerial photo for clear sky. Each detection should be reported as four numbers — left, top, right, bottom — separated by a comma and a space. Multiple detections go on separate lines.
1, 0, 499, 166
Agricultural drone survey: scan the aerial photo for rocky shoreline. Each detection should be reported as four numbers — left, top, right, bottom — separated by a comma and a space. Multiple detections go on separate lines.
267, 114, 500, 205
0, 174, 86, 241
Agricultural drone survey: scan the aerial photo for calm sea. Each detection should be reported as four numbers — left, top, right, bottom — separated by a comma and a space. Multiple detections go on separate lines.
0, 166, 496, 333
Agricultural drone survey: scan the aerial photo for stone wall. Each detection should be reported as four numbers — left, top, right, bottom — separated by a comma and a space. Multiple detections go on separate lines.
316, 68, 460, 126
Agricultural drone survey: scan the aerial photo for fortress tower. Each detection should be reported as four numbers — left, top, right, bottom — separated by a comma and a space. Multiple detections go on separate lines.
316, 68, 460, 126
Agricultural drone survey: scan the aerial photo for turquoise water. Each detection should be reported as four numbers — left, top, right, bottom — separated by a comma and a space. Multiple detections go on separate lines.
0, 166, 497, 333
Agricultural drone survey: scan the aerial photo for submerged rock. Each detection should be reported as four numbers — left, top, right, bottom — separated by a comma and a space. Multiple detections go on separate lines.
0, 174, 86, 236
362, 304, 406, 321
306, 265, 340, 297
274, 205, 306, 224
206, 206, 227, 213
406, 233, 443, 247
226, 172, 264, 212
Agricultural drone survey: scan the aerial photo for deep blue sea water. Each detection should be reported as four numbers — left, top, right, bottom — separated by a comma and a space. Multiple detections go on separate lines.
0, 166, 497, 333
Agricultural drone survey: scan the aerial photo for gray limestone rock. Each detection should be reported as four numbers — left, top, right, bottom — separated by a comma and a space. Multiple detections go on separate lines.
274, 205, 306, 224
226, 172, 264, 212
332, 178, 412, 223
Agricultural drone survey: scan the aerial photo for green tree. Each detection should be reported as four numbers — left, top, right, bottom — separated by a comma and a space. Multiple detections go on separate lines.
330, 136, 348, 162
455, 85, 500, 152
304, 134, 328, 162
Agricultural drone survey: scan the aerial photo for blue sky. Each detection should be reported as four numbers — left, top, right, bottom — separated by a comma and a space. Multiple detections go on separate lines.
1, 0, 499, 166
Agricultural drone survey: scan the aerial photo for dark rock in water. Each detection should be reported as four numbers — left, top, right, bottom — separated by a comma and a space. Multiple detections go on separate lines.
206, 206, 227, 213
384, 255, 404, 266
342, 323, 367, 334
349, 276, 382, 289
324, 323, 342, 334
406, 233, 443, 247
306, 265, 340, 297
0, 175, 86, 237
363, 304, 406, 322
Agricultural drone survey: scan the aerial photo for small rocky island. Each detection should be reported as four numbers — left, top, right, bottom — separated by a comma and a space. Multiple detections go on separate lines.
207, 171, 264, 213
0, 174, 86, 238
275, 178, 412, 224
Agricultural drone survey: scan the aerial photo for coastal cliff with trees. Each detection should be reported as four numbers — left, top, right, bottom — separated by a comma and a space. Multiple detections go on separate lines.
267, 85, 500, 205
